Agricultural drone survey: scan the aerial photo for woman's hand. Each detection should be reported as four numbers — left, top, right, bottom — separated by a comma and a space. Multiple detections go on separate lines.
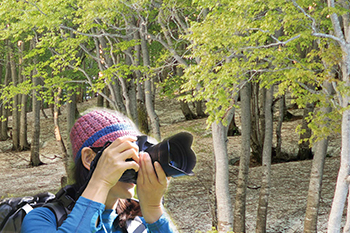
82, 136, 140, 204
136, 152, 169, 224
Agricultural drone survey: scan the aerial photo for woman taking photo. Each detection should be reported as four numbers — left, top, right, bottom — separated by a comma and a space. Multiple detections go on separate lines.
22, 109, 175, 233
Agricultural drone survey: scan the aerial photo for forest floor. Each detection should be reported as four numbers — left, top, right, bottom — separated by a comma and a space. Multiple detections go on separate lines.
0, 96, 344, 233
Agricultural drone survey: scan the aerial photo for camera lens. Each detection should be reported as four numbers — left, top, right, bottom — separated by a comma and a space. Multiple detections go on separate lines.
118, 132, 196, 183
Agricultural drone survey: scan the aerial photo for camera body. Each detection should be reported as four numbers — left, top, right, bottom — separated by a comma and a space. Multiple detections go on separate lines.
95, 132, 197, 184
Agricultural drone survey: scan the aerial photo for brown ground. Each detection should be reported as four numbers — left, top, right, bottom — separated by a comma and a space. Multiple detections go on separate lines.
0, 97, 343, 233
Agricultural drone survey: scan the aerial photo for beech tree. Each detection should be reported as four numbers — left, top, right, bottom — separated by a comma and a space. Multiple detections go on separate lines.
9, 43, 20, 150
256, 85, 274, 232
234, 82, 251, 232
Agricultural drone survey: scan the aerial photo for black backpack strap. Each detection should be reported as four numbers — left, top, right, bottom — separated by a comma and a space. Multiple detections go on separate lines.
43, 202, 68, 228
42, 185, 77, 229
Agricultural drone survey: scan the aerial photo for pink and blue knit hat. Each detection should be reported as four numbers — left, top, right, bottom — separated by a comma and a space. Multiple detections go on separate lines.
70, 109, 139, 163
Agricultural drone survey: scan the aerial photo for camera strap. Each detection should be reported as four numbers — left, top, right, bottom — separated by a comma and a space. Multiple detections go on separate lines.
77, 141, 112, 197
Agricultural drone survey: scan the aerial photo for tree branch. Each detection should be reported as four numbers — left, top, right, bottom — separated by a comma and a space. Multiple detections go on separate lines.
240, 34, 301, 50
59, 25, 132, 40
21, 0, 47, 16
291, 0, 346, 47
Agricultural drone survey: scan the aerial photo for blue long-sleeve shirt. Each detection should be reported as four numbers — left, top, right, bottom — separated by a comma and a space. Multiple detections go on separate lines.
21, 196, 175, 233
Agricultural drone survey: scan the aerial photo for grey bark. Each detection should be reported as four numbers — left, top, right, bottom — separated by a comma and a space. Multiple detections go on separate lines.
123, 18, 139, 125
275, 94, 285, 158
256, 85, 274, 233
304, 105, 331, 232
179, 100, 196, 120
0, 63, 2, 134
19, 87, 29, 150
19, 42, 29, 150
327, 2, 350, 229
1, 50, 10, 141
234, 82, 251, 232
195, 101, 206, 118
251, 83, 263, 163
140, 24, 161, 140
30, 67, 42, 166
212, 121, 233, 232
9, 46, 20, 151
133, 28, 148, 133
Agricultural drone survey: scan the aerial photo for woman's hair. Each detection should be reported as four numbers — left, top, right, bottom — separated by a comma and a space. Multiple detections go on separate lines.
70, 108, 143, 230
115, 199, 142, 231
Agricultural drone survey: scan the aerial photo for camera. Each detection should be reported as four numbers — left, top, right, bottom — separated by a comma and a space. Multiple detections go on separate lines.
80, 132, 196, 196
118, 132, 197, 184
91, 132, 196, 184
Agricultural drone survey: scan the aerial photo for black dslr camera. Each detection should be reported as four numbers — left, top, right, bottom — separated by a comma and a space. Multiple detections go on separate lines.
92, 132, 197, 184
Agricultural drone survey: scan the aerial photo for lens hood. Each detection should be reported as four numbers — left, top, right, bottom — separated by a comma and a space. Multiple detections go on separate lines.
145, 132, 196, 177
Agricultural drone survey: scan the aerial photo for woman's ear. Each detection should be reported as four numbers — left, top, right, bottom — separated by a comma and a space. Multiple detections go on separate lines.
81, 147, 96, 170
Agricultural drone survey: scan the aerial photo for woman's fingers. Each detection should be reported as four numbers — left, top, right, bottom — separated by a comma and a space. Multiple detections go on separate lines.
138, 152, 154, 184
144, 153, 158, 184
154, 162, 167, 186
106, 136, 139, 163
125, 160, 140, 173
136, 152, 168, 224
138, 152, 167, 185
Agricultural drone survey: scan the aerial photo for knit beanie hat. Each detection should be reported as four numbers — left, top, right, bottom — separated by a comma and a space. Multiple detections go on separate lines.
70, 109, 139, 163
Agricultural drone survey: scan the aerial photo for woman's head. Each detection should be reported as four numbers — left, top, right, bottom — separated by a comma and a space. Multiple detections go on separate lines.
70, 108, 143, 225
70, 109, 139, 164
70, 109, 140, 188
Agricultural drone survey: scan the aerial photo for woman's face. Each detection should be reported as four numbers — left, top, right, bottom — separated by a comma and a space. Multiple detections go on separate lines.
104, 181, 135, 209
109, 181, 135, 199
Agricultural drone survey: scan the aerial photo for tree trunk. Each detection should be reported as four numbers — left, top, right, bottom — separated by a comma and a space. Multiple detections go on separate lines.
140, 25, 160, 140
133, 26, 149, 131
19, 41, 29, 150
328, 106, 350, 232
251, 83, 263, 164
0, 63, 2, 134
9, 46, 20, 151
111, 77, 127, 114
212, 121, 233, 232
180, 100, 196, 120
97, 91, 104, 107
19, 92, 29, 150
256, 85, 274, 233
123, 27, 138, 124
54, 87, 69, 186
30, 67, 42, 166
227, 112, 240, 136
66, 90, 77, 183
297, 102, 315, 160
304, 105, 331, 232
134, 36, 149, 133
1, 50, 10, 141
234, 82, 251, 232
327, 6, 350, 231
275, 94, 285, 158
195, 101, 206, 118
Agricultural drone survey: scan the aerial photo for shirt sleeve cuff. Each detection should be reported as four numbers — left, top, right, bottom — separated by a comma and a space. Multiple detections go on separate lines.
144, 214, 169, 231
